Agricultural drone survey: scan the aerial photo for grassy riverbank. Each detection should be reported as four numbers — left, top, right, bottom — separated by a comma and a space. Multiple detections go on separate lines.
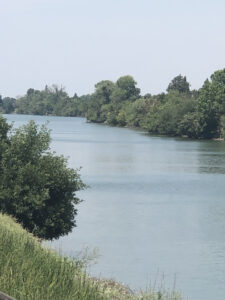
0, 213, 182, 300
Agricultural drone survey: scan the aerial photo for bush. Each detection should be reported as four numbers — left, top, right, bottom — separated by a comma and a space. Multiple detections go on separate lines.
0, 117, 85, 240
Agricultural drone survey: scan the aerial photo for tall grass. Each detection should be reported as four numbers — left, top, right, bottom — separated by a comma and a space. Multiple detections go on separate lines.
0, 213, 183, 300
0, 213, 105, 300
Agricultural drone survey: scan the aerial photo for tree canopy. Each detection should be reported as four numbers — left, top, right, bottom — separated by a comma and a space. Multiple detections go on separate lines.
167, 74, 190, 94
0, 117, 85, 240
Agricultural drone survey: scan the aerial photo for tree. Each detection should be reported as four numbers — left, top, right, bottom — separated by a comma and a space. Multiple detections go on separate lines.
167, 75, 190, 94
178, 111, 203, 138
0, 118, 85, 240
197, 69, 225, 138
1, 97, 16, 114
94, 80, 115, 104
16, 85, 72, 116
0, 95, 2, 112
0, 116, 11, 164
115, 75, 140, 100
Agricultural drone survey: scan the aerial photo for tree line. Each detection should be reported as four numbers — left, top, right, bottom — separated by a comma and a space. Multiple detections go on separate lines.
1, 68, 225, 139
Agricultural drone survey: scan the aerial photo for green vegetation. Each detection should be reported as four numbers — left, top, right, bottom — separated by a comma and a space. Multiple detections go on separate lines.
166, 75, 190, 94
0, 213, 182, 300
0, 213, 105, 300
1, 68, 225, 139
15, 85, 88, 117
0, 116, 85, 240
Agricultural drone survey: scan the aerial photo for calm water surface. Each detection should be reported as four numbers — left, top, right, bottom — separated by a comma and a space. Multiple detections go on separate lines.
5, 114, 225, 300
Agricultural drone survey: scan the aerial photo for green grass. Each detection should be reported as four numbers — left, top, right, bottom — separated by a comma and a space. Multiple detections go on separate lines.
0, 213, 105, 300
0, 213, 183, 300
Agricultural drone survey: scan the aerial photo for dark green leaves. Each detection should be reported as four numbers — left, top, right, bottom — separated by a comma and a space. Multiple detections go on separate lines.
0, 120, 85, 240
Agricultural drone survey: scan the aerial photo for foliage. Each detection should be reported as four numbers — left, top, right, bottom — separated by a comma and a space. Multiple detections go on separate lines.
94, 80, 115, 104
0, 213, 106, 300
197, 69, 225, 138
145, 91, 196, 136
2, 68, 225, 139
0, 118, 85, 240
116, 75, 140, 100
82, 69, 224, 139
0, 96, 16, 114
167, 75, 190, 94
16, 85, 85, 117
85, 75, 140, 125
178, 111, 203, 138
0, 115, 11, 140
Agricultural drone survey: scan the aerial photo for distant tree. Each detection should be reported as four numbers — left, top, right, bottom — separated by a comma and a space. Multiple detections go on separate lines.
27, 88, 35, 95
110, 87, 127, 103
178, 111, 203, 138
0, 95, 3, 112
116, 75, 140, 100
86, 77, 139, 124
2, 97, 16, 114
145, 91, 195, 135
144, 93, 152, 99
197, 69, 225, 138
123, 97, 147, 127
73, 92, 78, 99
0, 118, 85, 240
190, 89, 200, 99
16, 85, 72, 116
116, 109, 127, 126
95, 80, 115, 104
167, 75, 190, 94
0, 115, 11, 141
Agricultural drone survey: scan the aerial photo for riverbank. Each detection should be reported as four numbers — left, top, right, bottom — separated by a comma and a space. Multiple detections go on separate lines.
4, 111, 224, 141
0, 213, 182, 300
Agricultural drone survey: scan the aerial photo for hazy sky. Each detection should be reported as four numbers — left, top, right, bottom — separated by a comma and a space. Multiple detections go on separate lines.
0, 0, 224, 97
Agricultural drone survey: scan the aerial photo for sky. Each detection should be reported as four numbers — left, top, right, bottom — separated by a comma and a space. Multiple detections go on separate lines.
0, 0, 224, 98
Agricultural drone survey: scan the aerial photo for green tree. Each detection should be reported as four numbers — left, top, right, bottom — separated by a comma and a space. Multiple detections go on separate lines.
116, 109, 127, 126
178, 112, 203, 138
197, 69, 225, 138
94, 80, 115, 104
0, 95, 3, 113
115, 75, 140, 101
125, 98, 151, 127
16, 85, 75, 116
0, 118, 85, 240
1, 97, 16, 114
167, 75, 190, 94
145, 91, 195, 135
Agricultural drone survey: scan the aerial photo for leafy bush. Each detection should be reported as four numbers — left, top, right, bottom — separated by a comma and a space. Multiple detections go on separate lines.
0, 117, 85, 240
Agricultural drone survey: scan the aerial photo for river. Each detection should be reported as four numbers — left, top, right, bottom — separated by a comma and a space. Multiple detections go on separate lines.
5, 114, 225, 300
